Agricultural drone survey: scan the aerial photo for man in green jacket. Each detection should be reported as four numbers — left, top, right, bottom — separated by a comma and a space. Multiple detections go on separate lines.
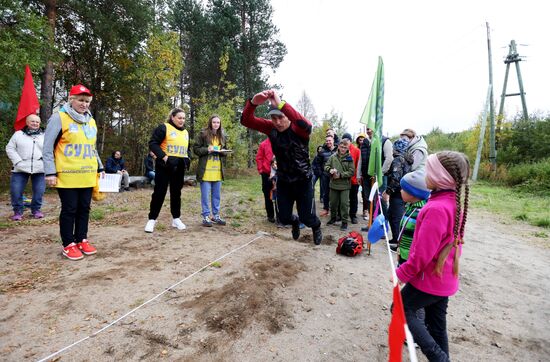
324, 139, 355, 230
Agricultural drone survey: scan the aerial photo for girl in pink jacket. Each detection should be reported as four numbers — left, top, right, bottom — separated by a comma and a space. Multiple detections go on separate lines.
396, 151, 470, 362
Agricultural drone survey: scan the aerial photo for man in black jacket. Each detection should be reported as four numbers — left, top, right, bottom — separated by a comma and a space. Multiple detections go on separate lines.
241, 89, 322, 245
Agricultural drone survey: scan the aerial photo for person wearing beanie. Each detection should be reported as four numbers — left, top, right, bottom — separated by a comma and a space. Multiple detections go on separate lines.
394, 170, 431, 263
341, 132, 360, 224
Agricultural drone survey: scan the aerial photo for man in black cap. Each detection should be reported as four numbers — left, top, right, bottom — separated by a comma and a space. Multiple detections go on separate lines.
241, 89, 322, 245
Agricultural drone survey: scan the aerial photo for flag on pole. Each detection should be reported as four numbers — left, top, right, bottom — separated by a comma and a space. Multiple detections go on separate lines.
14, 65, 40, 131
388, 285, 406, 361
367, 57, 384, 184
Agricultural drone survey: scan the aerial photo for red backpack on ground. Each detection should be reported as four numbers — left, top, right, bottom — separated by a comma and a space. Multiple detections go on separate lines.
336, 231, 364, 256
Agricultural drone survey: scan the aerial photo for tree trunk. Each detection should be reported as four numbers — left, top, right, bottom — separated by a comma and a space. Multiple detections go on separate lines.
40, 0, 57, 122
239, 3, 254, 168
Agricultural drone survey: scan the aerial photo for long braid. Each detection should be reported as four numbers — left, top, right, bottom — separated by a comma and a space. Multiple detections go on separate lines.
459, 157, 471, 241
434, 151, 470, 276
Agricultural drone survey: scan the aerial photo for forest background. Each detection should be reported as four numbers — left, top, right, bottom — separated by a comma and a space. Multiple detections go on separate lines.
1, 0, 549, 198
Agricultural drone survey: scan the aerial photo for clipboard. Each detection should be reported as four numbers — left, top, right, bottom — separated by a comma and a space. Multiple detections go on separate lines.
98, 173, 122, 192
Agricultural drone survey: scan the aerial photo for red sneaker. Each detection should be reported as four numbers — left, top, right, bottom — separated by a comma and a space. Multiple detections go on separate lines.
77, 239, 97, 255
319, 209, 329, 217
63, 242, 84, 260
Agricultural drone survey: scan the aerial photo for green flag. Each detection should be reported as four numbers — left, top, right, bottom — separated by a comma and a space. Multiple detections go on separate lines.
364, 56, 384, 184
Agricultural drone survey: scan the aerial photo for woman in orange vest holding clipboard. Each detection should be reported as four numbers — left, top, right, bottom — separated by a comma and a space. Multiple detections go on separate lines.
43, 84, 104, 261
145, 108, 191, 233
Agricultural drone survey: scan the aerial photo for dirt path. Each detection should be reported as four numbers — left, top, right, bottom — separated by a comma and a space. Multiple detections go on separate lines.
0, 187, 548, 361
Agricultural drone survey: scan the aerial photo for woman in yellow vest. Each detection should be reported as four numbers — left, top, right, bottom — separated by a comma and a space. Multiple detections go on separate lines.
145, 108, 191, 233
43, 84, 104, 261
193, 115, 228, 227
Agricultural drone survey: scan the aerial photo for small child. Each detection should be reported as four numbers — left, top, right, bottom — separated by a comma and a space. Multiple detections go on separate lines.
395, 151, 470, 362
394, 170, 431, 264
324, 139, 354, 230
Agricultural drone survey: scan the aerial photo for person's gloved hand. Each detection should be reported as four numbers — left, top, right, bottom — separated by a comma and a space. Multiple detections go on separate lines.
183, 157, 190, 171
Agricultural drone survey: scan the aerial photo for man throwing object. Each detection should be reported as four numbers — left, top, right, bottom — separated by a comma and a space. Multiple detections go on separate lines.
241, 90, 322, 245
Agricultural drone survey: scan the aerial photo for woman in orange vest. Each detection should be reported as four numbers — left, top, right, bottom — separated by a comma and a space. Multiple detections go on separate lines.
43, 85, 104, 261
144, 108, 191, 233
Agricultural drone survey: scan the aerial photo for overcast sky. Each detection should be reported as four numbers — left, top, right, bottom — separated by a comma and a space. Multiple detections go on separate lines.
268, 0, 549, 137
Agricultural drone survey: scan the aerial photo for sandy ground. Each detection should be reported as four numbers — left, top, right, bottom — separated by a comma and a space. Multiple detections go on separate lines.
0, 184, 549, 362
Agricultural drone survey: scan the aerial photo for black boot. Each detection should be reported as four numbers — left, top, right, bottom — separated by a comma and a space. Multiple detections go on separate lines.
340, 222, 348, 231
313, 227, 322, 245
291, 219, 300, 240
327, 218, 336, 225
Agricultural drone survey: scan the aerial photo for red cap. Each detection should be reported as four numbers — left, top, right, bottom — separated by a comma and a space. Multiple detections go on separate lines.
69, 84, 93, 96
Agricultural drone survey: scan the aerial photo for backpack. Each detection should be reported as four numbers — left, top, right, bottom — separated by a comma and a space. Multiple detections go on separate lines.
336, 231, 364, 256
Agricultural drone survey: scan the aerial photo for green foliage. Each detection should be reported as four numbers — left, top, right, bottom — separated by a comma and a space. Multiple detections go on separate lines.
0, 0, 52, 179
424, 127, 472, 158
170, 0, 287, 166
470, 181, 550, 230
194, 50, 246, 168
505, 158, 550, 193
111, 30, 184, 173
497, 114, 550, 164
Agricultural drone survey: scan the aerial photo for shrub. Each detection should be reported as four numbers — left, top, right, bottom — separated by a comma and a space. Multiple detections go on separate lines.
505, 158, 550, 193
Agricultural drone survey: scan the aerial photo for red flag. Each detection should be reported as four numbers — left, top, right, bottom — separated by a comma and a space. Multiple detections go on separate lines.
14, 65, 40, 131
388, 285, 406, 361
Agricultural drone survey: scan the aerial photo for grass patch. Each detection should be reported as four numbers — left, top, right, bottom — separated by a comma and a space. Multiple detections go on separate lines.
471, 180, 550, 229
90, 208, 105, 221
533, 218, 550, 229
534, 231, 549, 238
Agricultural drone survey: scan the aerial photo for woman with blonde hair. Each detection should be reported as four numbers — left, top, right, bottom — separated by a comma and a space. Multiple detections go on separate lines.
6, 114, 46, 220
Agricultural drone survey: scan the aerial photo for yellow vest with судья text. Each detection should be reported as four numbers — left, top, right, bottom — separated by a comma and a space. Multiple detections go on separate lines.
161, 122, 189, 158
54, 111, 99, 188
202, 136, 222, 182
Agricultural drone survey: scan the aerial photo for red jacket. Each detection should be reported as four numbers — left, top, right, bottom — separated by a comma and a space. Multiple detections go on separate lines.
349, 143, 360, 185
256, 138, 273, 175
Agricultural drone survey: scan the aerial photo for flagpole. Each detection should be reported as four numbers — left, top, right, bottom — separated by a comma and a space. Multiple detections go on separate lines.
374, 175, 418, 362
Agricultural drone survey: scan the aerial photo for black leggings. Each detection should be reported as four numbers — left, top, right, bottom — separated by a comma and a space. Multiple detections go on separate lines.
148, 163, 185, 220
57, 187, 93, 247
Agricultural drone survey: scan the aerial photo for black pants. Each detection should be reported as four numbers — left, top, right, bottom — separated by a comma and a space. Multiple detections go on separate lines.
148, 163, 185, 220
349, 184, 359, 218
276, 177, 321, 230
401, 284, 450, 362
388, 193, 405, 243
261, 173, 274, 219
57, 187, 93, 247
320, 173, 330, 211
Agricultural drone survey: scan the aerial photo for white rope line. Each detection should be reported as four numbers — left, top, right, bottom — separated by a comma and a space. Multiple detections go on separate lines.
36, 232, 268, 362
373, 177, 418, 362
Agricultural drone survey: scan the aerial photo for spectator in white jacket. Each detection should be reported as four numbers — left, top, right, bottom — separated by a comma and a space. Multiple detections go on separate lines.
5, 114, 46, 220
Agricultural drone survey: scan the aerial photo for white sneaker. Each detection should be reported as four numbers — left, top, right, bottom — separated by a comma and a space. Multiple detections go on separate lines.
144, 219, 156, 233
172, 218, 186, 230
